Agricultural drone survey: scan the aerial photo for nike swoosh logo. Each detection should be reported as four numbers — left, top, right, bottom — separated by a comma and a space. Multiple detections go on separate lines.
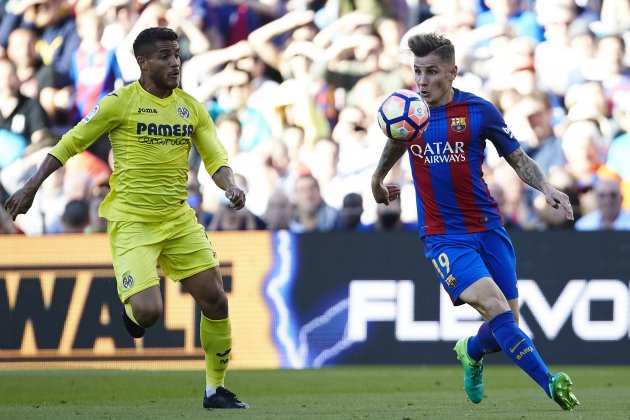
510, 339, 526, 353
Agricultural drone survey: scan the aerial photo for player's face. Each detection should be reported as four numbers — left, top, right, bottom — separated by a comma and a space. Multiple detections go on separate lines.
144, 40, 181, 91
413, 53, 457, 107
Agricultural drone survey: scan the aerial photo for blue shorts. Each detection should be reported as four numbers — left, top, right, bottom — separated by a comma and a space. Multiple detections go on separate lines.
422, 227, 518, 305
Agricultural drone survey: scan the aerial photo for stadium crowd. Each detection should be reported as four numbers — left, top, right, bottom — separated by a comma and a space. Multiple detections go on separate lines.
0, 0, 629, 235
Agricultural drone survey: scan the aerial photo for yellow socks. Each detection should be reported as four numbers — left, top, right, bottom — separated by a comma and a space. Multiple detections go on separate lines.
200, 315, 232, 388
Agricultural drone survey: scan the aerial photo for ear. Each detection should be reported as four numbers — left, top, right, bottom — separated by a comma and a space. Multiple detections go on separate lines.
137, 56, 147, 72
450, 65, 458, 81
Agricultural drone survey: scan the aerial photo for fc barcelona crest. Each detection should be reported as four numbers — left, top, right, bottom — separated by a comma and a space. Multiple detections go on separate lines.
446, 274, 457, 288
451, 117, 467, 132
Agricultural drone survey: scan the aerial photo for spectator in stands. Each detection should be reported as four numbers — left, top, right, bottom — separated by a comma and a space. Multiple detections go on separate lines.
61, 199, 90, 233
248, 11, 330, 145
206, 0, 282, 48
2, 0, 628, 234
561, 119, 609, 193
534, 0, 579, 97
567, 19, 599, 84
6, 27, 42, 100
264, 188, 293, 231
208, 200, 259, 231
331, 105, 383, 216
0, 205, 19, 234
186, 170, 211, 228
70, 10, 123, 120
309, 137, 346, 209
0, 58, 55, 167
98, 0, 139, 52
86, 179, 109, 234
564, 81, 616, 144
282, 124, 309, 178
489, 160, 533, 228
487, 182, 520, 229
13, 0, 81, 124
207, 173, 263, 231
290, 174, 337, 232
247, 10, 316, 75
478, 0, 544, 44
1, 148, 67, 234
365, 199, 416, 232
206, 66, 272, 152
595, 34, 630, 108
533, 167, 580, 230
335, 192, 368, 231
261, 138, 292, 198
505, 93, 565, 176
607, 95, 630, 209
575, 179, 630, 230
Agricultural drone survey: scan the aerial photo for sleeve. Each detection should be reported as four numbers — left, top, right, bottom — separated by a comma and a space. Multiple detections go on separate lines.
481, 101, 521, 157
192, 101, 229, 176
48, 93, 120, 165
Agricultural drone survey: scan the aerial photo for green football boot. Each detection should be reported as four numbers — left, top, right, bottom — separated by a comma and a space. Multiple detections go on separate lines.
549, 372, 580, 411
453, 337, 484, 403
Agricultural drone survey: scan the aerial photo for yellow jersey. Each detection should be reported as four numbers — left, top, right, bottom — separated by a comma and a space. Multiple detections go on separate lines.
49, 82, 228, 222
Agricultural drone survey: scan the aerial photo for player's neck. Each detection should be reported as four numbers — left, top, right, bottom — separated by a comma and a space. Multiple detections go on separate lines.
434, 88, 455, 108
138, 78, 172, 99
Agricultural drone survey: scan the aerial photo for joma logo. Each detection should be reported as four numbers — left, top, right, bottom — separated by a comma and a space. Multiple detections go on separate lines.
138, 108, 157, 114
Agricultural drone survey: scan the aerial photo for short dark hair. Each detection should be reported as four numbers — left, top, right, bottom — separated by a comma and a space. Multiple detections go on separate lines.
408, 33, 455, 65
63, 200, 90, 227
133, 27, 178, 58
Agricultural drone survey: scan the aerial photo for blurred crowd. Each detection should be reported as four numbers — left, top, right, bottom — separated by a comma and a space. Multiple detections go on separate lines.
0, 0, 629, 235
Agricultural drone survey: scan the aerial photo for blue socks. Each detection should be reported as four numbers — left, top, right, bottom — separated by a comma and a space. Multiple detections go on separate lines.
467, 322, 501, 361
488, 311, 552, 397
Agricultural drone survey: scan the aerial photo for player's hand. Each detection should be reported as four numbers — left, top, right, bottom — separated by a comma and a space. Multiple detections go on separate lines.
372, 182, 400, 205
4, 187, 36, 221
225, 187, 246, 210
544, 188, 574, 220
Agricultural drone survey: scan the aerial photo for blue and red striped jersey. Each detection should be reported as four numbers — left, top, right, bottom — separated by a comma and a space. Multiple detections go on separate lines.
407, 89, 520, 237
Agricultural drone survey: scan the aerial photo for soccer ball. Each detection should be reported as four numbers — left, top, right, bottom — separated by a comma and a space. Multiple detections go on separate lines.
377, 89, 430, 142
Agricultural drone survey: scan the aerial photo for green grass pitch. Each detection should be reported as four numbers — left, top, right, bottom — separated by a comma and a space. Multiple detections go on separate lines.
1, 366, 628, 419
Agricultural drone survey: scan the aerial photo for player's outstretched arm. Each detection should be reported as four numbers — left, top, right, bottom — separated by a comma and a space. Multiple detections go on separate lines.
504, 147, 574, 220
4, 154, 63, 221
371, 139, 406, 205
211, 166, 246, 210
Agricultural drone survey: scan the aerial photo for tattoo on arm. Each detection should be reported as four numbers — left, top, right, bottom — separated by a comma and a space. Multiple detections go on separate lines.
504, 148, 549, 192
373, 140, 407, 180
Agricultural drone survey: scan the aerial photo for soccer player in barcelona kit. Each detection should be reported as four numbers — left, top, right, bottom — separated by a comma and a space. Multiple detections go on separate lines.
4, 27, 249, 409
371, 33, 579, 411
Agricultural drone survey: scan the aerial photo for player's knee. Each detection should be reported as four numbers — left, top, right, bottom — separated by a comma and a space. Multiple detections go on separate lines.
133, 300, 163, 327
199, 290, 228, 319
482, 296, 510, 319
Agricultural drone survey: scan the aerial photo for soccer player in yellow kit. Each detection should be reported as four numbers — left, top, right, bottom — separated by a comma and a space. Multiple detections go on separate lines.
4, 27, 249, 409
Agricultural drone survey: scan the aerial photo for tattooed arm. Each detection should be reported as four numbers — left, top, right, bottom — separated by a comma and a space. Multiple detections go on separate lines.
504, 147, 574, 220
371, 139, 406, 205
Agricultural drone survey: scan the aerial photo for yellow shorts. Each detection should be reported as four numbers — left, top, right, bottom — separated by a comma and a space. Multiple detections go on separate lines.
108, 209, 218, 303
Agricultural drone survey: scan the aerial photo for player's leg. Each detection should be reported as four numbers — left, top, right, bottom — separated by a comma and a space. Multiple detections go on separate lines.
478, 227, 577, 409
424, 233, 488, 403
508, 298, 519, 325
159, 212, 248, 409
466, 228, 520, 362
124, 285, 163, 334
459, 279, 579, 410
180, 268, 247, 409
108, 220, 164, 338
